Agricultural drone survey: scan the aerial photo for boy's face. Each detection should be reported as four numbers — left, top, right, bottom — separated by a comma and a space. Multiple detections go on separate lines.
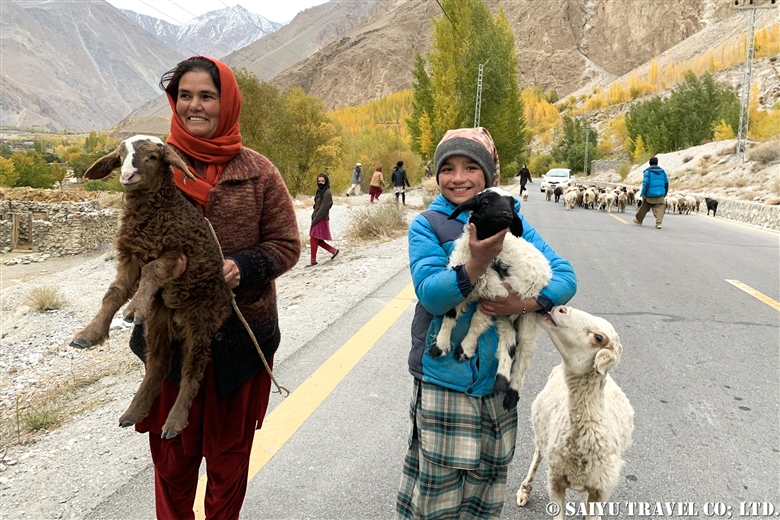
438, 155, 486, 205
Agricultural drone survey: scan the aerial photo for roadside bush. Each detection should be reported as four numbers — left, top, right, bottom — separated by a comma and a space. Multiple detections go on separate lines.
617, 162, 631, 180
24, 286, 67, 311
747, 141, 780, 165
83, 180, 109, 192
421, 176, 439, 196
347, 203, 408, 241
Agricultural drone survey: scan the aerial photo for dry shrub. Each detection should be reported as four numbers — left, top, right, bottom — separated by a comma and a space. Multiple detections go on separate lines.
96, 192, 124, 209
617, 162, 631, 180
421, 177, 441, 195
765, 196, 780, 205
747, 141, 780, 165
295, 193, 315, 208
347, 203, 408, 241
24, 286, 67, 311
682, 155, 693, 163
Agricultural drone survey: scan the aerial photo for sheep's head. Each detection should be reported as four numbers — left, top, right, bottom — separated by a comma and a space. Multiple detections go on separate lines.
84, 135, 193, 192
448, 188, 523, 240
540, 306, 623, 376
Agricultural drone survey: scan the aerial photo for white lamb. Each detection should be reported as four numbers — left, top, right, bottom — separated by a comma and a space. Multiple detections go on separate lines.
429, 188, 552, 410
516, 306, 634, 520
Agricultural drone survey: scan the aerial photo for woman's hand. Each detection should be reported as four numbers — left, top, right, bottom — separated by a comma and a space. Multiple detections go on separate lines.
223, 259, 241, 289
479, 289, 541, 317
464, 223, 507, 285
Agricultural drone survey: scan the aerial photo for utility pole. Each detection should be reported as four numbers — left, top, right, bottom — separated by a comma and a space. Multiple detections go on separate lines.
584, 128, 589, 176
734, 0, 777, 162
474, 59, 489, 127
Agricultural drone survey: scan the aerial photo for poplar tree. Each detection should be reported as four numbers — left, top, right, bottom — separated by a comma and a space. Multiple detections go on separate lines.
408, 0, 525, 174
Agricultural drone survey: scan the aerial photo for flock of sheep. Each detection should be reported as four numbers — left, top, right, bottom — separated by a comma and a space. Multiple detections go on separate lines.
541, 184, 718, 216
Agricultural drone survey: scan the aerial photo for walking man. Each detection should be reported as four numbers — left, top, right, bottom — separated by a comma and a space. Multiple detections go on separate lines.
392, 160, 411, 205
517, 163, 532, 195
633, 156, 669, 229
346, 162, 362, 196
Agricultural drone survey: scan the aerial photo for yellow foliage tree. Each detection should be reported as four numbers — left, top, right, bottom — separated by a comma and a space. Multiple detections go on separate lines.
0, 156, 17, 186
418, 112, 435, 160
713, 119, 735, 141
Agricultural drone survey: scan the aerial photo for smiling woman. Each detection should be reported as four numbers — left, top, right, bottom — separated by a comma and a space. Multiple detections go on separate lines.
176, 71, 221, 139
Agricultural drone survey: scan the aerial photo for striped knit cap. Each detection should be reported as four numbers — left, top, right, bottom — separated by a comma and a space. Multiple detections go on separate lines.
434, 127, 500, 187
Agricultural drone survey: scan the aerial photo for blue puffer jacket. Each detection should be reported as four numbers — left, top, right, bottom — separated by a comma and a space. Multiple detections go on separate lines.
407, 194, 577, 397
640, 165, 669, 198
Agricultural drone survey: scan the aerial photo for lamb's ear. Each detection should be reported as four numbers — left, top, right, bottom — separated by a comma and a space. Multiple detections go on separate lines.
163, 144, 196, 180
448, 195, 480, 220
509, 212, 524, 238
593, 348, 618, 375
84, 150, 121, 179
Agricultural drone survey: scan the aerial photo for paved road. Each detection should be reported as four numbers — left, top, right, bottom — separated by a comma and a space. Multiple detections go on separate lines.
89, 190, 780, 519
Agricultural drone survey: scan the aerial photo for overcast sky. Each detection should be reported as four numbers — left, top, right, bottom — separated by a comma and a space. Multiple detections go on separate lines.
106, 0, 329, 25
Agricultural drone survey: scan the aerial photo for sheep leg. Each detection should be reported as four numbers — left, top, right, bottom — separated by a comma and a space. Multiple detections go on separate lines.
123, 253, 178, 325
585, 488, 604, 520
455, 308, 492, 361
547, 476, 568, 520
119, 304, 173, 427
516, 446, 543, 507
502, 314, 539, 410
71, 256, 141, 349
432, 308, 458, 358
161, 319, 214, 439
493, 317, 517, 396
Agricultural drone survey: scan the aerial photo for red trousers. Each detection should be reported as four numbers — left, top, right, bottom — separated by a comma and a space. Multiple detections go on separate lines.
140, 360, 273, 520
310, 236, 336, 264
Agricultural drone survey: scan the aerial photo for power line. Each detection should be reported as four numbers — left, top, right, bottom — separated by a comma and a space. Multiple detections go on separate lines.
435, 0, 462, 38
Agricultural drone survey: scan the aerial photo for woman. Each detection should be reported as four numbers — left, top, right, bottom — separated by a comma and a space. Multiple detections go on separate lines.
129, 56, 301, 520
306, 173, 339, 267
369, 165, 384, 202
396, 127, 577, 519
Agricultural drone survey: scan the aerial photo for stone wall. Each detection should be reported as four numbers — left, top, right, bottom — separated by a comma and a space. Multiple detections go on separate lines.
0, 200, 119, 255
590, 159, 625, 175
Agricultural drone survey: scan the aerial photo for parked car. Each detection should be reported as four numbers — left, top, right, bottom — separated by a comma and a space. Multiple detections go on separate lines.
540, 168, 574, 192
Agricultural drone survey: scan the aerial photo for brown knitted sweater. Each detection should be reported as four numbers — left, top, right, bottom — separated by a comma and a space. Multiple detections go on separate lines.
130, 146, 301, 395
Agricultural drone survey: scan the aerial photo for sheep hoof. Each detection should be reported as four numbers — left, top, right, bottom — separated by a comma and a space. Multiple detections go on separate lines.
453, 346, 471, 361
502, 389, 519, 410
516, 487, 531, 507
161, 428, 180, 439
493, 374, 510, 394
123, 314, 134, 323
428, 345, 444, 358
70, 338, 92, 349
133, 316, 145, 325
119, 419, 135, 428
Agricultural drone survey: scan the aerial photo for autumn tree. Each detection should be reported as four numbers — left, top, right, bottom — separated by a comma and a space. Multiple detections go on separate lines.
0, 156, 18, 186
408, 0, 525, 175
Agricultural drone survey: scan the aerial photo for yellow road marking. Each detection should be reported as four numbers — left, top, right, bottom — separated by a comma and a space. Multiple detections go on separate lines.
726, 279, 780, 312
694, 213, 779, 236
609, 213, 629, 224
191, 283, 417, 519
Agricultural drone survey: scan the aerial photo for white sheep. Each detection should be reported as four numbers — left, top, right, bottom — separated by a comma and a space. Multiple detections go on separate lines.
430, 188, 552, 410
563, 189, 577, 210
516, 306, 634, 520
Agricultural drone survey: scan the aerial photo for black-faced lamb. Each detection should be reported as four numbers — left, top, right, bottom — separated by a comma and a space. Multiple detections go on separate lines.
516, 306, 634, 520
705, 197, 719, 216
429, 188, 552, 410
70, 135, 234, 439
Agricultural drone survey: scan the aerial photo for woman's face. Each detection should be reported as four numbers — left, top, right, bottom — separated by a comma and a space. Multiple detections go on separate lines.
317, 176, 326, 186
176, 70, 220, 139
437, 155, 486, 205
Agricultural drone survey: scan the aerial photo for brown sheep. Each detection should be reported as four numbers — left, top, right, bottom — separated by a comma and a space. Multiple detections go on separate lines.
70, 135, 234, 439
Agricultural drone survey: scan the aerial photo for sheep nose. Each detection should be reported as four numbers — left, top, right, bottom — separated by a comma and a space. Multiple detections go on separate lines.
557, 306, 568, 314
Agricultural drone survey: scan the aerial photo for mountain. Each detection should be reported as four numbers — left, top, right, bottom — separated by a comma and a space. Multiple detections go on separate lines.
122, 5, 283, 59
268, 0, 738, 110
1, 0, 183, 131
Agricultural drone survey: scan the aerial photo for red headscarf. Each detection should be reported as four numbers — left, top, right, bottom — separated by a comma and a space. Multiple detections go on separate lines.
166, 57, 243, 207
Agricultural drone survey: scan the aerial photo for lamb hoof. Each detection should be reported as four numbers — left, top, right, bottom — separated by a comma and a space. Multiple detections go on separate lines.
428, 345, 444, 358
133, 316, 144, 325
502, 389, 519, 410
123, 314, 134, 323
516, 484, 532, 506
161, 428, 180, 439
70, 338, 92, 349
453, 346, 471, 362
119, 419, 135, 428
493, 374, 510, 394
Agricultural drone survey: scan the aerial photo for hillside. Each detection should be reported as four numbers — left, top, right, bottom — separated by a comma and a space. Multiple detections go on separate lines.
0, 0, 182, 132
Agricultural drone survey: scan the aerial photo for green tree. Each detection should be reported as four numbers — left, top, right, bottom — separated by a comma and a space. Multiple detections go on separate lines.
0, 156, 18, 186
410, 0, 525, 170
12, 151, 54, 188
551, 116, 601, 173
0, 143, 12, 159
407, 54, 435, 157
50, 162, 69, 189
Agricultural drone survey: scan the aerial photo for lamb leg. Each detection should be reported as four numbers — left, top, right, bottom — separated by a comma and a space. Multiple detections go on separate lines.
71, 257, 140, 349
123, 252, 178, 325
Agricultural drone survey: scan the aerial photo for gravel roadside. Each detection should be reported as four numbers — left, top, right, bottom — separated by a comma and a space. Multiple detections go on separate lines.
0, 191, 424, 520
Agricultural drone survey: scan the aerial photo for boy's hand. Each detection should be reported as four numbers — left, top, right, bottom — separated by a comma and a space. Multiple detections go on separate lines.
465, 223, 506, 285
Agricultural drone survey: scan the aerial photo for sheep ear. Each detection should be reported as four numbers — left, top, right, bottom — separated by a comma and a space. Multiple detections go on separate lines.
448, 195, 479, 220
84, 150, 121, 179
593, 348, 617, 375
163, 144, 196, 180
509, 212, 524, 238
